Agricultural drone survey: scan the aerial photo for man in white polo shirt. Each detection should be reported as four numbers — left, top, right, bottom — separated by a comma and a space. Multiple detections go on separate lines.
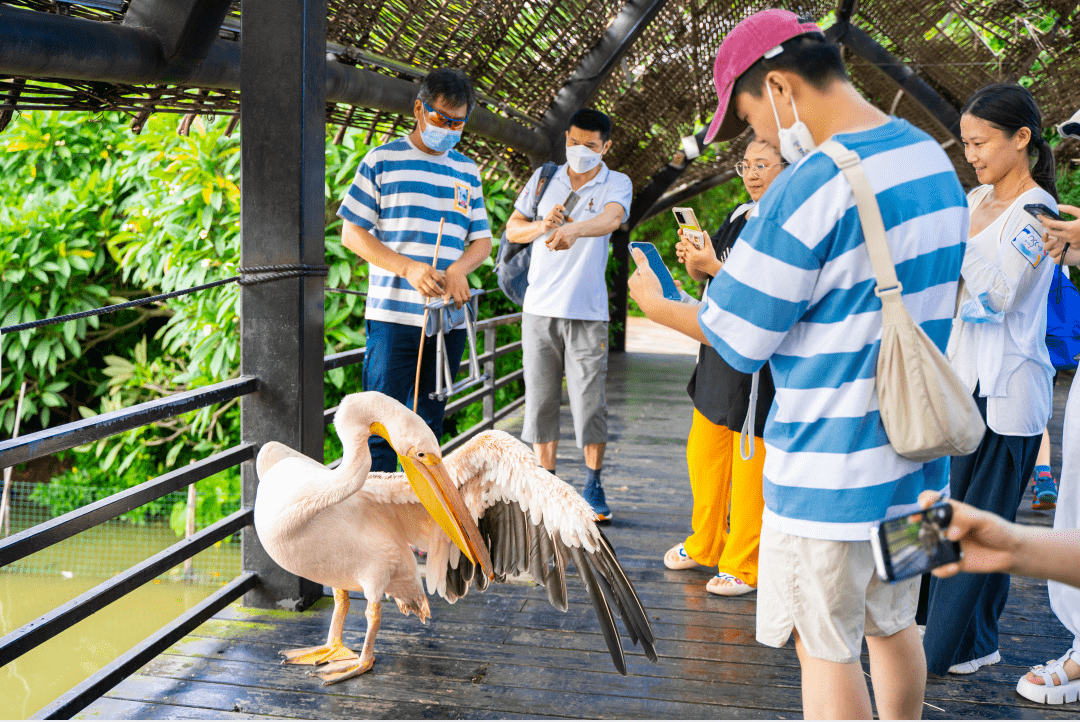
504, 109, 632, 522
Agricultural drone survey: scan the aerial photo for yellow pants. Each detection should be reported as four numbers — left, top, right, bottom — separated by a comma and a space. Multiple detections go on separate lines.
683, 409, 766, 587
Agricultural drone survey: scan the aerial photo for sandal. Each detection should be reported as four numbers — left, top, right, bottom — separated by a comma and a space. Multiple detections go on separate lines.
663, 543, 699, 570
706, 572, 756, 596
1016, 649, 1080, 704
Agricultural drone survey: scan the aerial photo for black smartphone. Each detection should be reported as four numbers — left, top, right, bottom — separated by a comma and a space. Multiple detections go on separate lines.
869, 502, 962, 582
1024, 203, 1063, 222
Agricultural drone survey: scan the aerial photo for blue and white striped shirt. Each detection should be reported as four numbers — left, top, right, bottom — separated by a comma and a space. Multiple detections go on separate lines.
699, 119, 968, 541
337, 136, 492, 326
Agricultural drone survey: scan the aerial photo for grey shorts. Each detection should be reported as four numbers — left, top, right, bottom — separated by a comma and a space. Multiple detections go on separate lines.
756, 522, 919, 664
521, 312, 608, 447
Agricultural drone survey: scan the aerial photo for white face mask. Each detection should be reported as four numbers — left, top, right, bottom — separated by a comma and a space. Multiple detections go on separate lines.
565, 144, 602, 173
768, 84, 817, 164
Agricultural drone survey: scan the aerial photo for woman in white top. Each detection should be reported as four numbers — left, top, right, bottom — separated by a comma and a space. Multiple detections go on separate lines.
922, 83, 1059, 678
1015, 108, 1080, 705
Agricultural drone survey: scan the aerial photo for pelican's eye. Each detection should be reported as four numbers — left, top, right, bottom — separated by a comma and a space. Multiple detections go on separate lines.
416, 452, 426, 459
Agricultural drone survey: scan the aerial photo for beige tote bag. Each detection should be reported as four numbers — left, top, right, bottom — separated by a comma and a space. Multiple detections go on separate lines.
817, 140, 984, 462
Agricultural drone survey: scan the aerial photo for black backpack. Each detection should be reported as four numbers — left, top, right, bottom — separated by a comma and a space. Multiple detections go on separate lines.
495, 162, 559, 306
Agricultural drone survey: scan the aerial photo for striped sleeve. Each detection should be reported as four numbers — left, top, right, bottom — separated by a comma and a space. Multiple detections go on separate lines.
337, 149, 381, 230
699, 215, 823, 373
467, 179, 492, 242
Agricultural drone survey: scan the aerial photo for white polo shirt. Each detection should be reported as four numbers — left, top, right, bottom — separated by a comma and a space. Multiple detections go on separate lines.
513, 162, 632, 321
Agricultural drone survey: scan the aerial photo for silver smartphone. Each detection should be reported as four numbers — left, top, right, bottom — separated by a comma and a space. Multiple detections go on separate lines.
563, 191, 581, 218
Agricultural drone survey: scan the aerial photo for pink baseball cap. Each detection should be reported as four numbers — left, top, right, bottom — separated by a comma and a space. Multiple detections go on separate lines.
703, 9, 821, 144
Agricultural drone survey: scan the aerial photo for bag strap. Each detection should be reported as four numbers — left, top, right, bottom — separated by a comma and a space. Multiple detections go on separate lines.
816, 140, 901, 298
529, 162, 559, 220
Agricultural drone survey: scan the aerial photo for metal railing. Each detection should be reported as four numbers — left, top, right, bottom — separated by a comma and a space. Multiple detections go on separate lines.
0, 311, 524, 719
322, 312, 526, 455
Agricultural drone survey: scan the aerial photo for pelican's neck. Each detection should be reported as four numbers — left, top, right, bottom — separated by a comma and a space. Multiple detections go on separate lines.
331, 430, 374, 491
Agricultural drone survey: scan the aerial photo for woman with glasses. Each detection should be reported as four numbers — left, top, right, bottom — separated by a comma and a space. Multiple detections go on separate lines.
661, 137, 785, 596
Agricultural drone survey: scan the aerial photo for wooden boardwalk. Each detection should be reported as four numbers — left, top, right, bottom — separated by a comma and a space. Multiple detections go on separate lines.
80, 353, 1078, 719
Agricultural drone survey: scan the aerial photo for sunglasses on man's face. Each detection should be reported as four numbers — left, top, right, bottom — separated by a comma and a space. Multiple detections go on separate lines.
422, 101, 469, 131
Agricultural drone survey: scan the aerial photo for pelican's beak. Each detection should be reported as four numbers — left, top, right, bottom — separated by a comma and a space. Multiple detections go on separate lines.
370, 424, 494, 579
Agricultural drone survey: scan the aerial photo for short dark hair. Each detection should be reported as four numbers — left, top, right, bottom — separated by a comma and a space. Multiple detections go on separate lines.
568, 108, 612, 141
962, 83, 1057, 201
732, 32, 847, 99
417, 68, 477, 115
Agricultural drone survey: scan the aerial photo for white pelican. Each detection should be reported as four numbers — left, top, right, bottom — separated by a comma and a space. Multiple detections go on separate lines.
254, 391, 656, 685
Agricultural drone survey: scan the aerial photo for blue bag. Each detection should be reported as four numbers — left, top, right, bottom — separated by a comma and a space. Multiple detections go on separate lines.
1046, 266, 1080, 370
495, 162, 558, 306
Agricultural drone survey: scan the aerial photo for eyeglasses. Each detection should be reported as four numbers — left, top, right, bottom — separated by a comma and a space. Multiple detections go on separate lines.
422, 101, 469, 131
735, 161, 785, 178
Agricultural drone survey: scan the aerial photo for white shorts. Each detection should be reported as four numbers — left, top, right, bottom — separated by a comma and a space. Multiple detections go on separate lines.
755, 522, 919, 664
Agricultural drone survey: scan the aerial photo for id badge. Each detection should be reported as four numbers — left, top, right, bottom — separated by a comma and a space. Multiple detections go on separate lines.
453, 182, 471, 214
1011, 224, 1047, 268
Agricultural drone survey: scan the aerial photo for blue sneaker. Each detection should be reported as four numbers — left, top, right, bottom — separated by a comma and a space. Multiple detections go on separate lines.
583, 476, 612, 523
1032, 472, 1058, 510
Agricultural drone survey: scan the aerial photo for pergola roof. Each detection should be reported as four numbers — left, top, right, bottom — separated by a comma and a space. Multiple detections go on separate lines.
2, 0, 1079, 207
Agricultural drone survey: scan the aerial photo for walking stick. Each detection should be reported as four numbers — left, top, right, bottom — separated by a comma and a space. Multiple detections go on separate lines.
413, 217, 445, 413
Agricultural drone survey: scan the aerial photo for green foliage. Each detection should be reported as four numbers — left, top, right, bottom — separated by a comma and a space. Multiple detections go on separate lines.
1, 113, 135, 433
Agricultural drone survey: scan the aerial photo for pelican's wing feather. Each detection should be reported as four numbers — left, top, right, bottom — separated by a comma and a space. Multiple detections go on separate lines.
426, 429, 656, 674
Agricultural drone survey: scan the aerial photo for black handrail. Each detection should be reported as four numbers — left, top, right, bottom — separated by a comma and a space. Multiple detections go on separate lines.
0, 507, 253, 668
0, 443, 255, 567
32, 571, 258, 721
0, 376, 258, 469
323, 347, 366, 371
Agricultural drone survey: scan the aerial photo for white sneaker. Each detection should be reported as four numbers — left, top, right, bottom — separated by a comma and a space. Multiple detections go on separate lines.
948, 650, 1001, 675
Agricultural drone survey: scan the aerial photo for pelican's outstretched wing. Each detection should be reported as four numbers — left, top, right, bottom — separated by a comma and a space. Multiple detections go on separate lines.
429, 430, 657, 675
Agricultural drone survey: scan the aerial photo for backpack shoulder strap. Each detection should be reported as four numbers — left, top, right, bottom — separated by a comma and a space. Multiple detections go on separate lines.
530, 162, 560, 219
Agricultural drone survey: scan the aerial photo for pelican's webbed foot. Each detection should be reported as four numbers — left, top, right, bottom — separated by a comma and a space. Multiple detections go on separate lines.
312, 656, 375, 685
279, 640, 359, 666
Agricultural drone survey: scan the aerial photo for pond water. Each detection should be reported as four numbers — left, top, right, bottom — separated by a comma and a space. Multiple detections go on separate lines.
0, 516, 240, 719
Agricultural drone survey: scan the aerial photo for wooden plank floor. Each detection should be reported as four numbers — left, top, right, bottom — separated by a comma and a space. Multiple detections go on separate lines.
80, 354, 1078, 720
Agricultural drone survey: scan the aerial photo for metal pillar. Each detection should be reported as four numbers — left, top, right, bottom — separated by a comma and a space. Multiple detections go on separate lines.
239, 0, 326, 610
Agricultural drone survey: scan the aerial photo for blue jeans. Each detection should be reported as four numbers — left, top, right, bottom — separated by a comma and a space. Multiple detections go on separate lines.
921, 391, 1041, 674
362, 319, 468, 473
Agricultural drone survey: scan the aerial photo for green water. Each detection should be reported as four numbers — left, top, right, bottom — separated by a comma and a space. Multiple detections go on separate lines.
0, 519, 240, 719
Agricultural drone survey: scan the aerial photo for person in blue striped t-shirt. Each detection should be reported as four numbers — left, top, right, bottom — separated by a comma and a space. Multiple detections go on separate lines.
338, 69, 492, 472
629, 10, 967, 719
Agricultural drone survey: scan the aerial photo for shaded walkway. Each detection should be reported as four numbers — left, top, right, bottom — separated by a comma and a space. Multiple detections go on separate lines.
80, 354, 1077, 719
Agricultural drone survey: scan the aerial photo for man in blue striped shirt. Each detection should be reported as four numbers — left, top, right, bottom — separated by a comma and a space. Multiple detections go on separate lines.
338, 69, 492, 472
630, 10, 967, 719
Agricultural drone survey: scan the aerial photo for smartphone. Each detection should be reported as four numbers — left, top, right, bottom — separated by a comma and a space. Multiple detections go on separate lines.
629, 242, 682, 302
869, 502, 962, 582
672, 207, 704, 249
563, 191, 581, 218
1024, 203, 1064, 222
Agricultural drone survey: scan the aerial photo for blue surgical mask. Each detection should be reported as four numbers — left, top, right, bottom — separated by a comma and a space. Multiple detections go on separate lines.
421, 121, 462, 153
